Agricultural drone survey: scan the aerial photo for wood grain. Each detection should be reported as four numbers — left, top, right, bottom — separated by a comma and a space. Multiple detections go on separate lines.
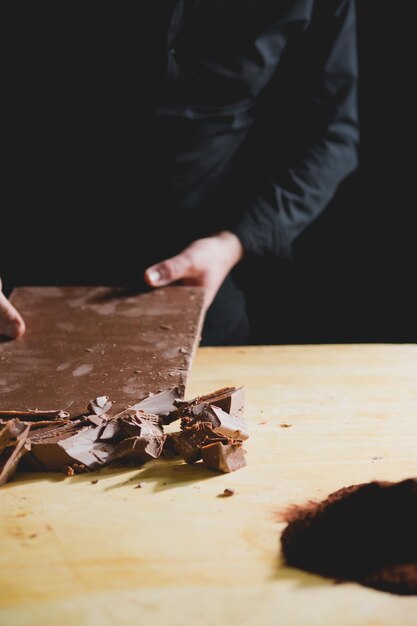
0, 344, 416, 625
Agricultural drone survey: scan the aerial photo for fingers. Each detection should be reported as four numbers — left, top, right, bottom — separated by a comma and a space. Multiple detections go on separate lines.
0, 280, 26, 339
144, 251, 194, 287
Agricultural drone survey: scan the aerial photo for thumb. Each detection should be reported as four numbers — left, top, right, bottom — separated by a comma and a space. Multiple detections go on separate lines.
144, 252, 194, 287
0, 288, 26, 339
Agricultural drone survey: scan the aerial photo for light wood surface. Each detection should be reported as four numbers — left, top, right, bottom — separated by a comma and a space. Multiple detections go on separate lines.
1, 344, 417, 626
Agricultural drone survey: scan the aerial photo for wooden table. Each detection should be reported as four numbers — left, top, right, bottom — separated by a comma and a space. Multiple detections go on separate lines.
1, 344, 417, 625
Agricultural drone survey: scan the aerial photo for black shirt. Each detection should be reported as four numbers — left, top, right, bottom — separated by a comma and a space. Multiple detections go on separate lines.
146, 0, 359, 259
3, 1, 358, 342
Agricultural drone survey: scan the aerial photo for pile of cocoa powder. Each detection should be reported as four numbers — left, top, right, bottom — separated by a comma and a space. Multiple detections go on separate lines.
281, 479, 417, 595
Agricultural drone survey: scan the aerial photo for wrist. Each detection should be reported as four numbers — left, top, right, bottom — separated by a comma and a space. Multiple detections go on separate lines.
214, 230, 244, 265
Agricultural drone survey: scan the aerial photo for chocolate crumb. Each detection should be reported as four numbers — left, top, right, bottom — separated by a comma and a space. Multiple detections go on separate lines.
279, 423, 292, 428
134, 482, 145, 489
218, 488, 235, 498
258, 421, 267, 425
90, 479, 99, 485
29, 533, 37, 539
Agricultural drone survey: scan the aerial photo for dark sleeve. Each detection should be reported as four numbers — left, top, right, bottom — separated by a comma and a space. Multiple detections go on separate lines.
231, 0, 359, 259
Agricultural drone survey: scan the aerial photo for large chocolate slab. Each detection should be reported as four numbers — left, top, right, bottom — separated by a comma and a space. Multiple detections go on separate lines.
0, 286, 204, 417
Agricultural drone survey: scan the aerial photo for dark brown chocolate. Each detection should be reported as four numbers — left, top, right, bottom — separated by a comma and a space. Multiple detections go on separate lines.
0, 286, 204, 417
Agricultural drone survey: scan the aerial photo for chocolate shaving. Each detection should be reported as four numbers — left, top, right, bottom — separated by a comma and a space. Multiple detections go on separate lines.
0, 425, 31, 487
0, 409, 69, 421
0, 419, 28, 454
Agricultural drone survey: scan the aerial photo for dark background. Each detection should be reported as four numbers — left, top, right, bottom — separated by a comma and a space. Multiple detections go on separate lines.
247, 2, 416, 344
3, 3, 416, 344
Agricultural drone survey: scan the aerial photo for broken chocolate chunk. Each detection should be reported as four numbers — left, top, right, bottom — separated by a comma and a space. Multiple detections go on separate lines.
110, 434, 165, 464
201, 441, 246, 473
0, 419, 28, 454
192, 404, 249, 441
171, 422, 224, 464
175, 386, 245, 420
131, 387, 181, 417
0, 383, 248, 485
87, 396, 113, 416
30, 424, 113, 471
0, 425, 31, 487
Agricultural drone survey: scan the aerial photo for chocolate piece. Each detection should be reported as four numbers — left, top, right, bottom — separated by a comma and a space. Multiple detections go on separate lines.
195, 405, 249, 441
201, 441, 247, 473
176, 387, 245, 417
29, 420, 84, 443
110, 435, 165, 463
175, 386, 245, 420
0, 425, 31, 486
0, 286, 204, 417
86, 414, 108, 427
0, 419, 27, 454
8, 418, 71, 430
218, 488, 235, 497
116, 411, 164, 439
87, 396, 112, 416
0, 409, 69, 421
100, 410, 166, 464
0, 381, 248, 484
172, 422, 223, 464
59, 427, 113, 469
30, 424, 113, 471
97, 419, 121, 441
131, 387, 181, 418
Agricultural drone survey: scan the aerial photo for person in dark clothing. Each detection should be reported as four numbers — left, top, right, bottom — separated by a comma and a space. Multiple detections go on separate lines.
1, 1, 358, 344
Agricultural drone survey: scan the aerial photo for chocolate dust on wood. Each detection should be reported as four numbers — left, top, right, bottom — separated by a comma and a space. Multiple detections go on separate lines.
280, 479, 417, 595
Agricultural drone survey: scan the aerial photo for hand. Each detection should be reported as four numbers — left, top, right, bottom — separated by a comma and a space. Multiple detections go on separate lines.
144, 231, 244, 311
0, 278, 26, 339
